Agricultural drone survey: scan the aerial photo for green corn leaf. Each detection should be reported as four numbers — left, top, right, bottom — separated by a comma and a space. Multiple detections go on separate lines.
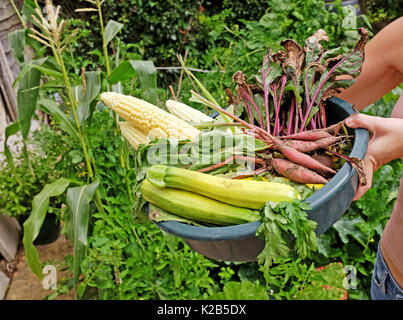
8, 29, 25, 65
129, 60, 158, 105
77, 71, 101, 125
3, 121, 20, 171
38, 98, 79, 141
109, 60, 158, 105
21, 0, 40, 27
17, 61, 42, 139
13, 57, 63, 89
65, 179, 99, 290
108, 60, 137, 84
104, 20, 124, 45
23, 178, 70, 279
108, 60, 133, 84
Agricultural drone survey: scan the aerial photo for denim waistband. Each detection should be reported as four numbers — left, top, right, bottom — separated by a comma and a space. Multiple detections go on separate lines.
372, 243, 403, 300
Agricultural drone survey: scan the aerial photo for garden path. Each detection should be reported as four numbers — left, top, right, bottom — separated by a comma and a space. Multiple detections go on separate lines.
4, 234, 74, 300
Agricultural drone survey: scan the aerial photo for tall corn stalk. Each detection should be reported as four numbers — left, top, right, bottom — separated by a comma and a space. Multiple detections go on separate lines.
78, 0, 133, 201
27, 0, 104, 212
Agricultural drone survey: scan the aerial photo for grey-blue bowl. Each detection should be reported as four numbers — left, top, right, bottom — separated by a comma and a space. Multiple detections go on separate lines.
148, 97, 369, 262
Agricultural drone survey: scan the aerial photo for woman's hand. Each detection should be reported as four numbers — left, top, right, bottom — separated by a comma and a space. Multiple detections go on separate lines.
345, 113, 403, 200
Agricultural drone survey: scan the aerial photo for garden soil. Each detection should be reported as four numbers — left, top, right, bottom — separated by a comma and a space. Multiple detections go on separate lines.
4, 234, 74, 300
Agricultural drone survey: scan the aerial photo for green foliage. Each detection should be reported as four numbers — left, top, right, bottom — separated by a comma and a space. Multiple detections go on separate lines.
314, 159, 403, 299
0, 159, 38, 217
293, 262, 347, 300
23, 177, 70, 279
79, 203, 219, 300
257, 200, 317, 272
65, 180, 100, 292
235, 258, 347, 300
0, 125, 71, 218
364, 0, 403, 30
206, 280, 269, 300
57, 0, 369, 107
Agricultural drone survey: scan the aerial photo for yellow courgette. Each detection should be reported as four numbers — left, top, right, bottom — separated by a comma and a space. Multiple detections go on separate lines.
141, 180, 259, 225
146, 165, 300, 210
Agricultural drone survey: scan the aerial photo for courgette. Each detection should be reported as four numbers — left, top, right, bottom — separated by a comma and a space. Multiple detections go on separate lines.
141, 180, 259, 225
146, 165, 300, 209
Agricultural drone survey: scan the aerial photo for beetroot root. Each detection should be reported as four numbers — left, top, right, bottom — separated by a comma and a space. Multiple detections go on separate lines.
280, 120, 347, 140
282, 136, 345, 153
280, 131, 333, 141
276, 143, 337, 175
312, 153, 336, 170
272, 158, 329, 184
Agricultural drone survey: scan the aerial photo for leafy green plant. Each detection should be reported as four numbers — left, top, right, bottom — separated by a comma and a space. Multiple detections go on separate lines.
0, 126, 69, 218
257, 201, 317, 273
293, 262, 347, 300
79, 207, 220, 300
206, 280, 269, 300
23, 177, 71, 279
206, 260, 347, 300
363, 0, 402, 32
0, 156, 52, 218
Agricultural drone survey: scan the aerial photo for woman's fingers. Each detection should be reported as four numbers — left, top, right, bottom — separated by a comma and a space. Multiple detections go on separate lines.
353, 155, 376, 201
345, 113, 379, 132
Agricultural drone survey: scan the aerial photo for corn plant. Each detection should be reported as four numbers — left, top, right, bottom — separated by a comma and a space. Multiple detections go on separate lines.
7, 0, 159, 298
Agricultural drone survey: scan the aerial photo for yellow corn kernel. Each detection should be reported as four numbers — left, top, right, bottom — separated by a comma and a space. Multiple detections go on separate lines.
101, 92, 200, 140
119, 121, 150, 149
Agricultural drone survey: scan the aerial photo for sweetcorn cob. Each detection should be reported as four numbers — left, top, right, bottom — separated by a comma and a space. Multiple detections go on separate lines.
166, 99, 213, 123
101, 92, 200, 140
119, 121, 150, 149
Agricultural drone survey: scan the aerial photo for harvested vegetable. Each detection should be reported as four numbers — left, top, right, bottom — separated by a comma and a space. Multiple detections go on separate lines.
141, 179, 259, 225
280, 131, 334, 141
271, 158, 329, 184
166, 99, 214, 123
119, 122, 150, 150
146, 164, 301, 209
274, 142, 337, 175
101, 92, 200, 140
185, 28, 368, 185
125, 28, 369, 271
282, 135, 346, 153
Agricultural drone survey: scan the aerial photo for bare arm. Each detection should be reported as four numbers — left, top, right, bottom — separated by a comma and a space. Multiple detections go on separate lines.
339, 18, 403, 200
338, 17, 403, 110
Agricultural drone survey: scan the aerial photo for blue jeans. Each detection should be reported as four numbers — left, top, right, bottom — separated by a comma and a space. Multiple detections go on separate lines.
371, 243, 403, 300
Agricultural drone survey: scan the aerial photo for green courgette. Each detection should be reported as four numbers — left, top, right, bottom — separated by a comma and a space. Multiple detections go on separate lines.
141, 180, 259, 225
